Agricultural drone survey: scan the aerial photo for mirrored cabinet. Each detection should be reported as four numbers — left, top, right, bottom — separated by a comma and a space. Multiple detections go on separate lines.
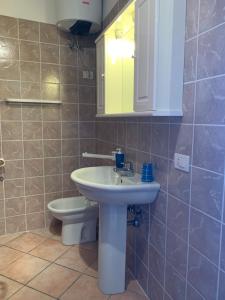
96, 0, 186, 117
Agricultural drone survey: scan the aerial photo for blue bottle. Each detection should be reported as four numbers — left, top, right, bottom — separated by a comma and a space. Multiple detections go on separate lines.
141, 163, 154, 182
115, 148, 125, 169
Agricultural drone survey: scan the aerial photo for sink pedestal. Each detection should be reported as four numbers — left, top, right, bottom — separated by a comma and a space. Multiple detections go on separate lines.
98, 203, 127, 294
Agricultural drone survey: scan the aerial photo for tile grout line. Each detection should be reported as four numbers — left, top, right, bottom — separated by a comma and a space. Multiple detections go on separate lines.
184, 0, 200, 298
17, 17, 27, 233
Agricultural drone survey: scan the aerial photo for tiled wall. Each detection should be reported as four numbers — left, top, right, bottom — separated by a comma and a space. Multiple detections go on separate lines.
99, 0, 225, 299
0, 15, 96, 234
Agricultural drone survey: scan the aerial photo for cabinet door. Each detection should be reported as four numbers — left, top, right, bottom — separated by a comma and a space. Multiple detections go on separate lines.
96, 37, 105, 114
134, 0, 156, 112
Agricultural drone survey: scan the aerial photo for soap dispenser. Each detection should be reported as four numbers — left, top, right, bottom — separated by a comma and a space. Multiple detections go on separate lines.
115, 148, 125, 169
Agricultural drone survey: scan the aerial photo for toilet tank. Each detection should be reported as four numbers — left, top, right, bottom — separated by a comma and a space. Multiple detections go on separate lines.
56, 0, 102, 35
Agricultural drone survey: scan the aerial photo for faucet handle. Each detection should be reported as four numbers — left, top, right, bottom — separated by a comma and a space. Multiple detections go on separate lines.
124, 161, 134, 171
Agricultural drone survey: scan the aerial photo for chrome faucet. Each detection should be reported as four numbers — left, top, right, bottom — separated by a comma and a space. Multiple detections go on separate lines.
114, 161, 134, 177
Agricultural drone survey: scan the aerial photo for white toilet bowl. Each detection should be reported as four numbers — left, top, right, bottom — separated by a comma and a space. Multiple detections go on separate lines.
48, 196, 98, 245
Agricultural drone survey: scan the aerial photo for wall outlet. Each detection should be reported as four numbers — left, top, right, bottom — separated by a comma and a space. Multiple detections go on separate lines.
174, 153, 190, 173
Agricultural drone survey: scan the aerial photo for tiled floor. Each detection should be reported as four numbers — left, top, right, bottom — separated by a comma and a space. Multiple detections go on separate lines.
0, 230, 148, 300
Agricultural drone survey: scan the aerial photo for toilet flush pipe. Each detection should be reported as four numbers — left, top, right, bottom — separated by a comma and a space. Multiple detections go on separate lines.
82, 152, 116, 160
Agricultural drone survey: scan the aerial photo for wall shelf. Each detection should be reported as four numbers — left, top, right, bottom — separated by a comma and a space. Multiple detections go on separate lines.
5, 98, 62, 104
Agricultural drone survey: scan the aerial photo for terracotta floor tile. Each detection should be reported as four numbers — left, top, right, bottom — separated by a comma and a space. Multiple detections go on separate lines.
30, 239, 69, 261
28, 263, 80, 298
0, 233, 22, 245
31, 228, 53, 239
60, 274, 108, 300
55, 246, 97, 272
79, 241, 98, 253
1, 254, 49, 284
7, 232, 46, 252
0, 246, 23, 270
110, 291, 148, 300
10, 286, 55, 300
0, 275, 23, 298
84, 260, 98, 278
126, 271, 145, 296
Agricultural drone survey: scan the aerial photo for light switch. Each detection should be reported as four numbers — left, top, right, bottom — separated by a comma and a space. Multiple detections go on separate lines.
174, 153, 190, 173
82, 71, 89, 79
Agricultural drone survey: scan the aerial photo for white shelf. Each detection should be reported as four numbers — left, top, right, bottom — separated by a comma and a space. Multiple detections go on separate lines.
5, 98, 62, 104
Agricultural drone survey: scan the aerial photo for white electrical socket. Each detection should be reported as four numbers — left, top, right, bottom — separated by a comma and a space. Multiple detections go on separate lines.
174, 153, 190, 173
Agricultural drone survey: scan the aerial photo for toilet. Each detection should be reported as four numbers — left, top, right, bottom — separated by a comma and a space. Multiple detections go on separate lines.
48, 196, 98, 245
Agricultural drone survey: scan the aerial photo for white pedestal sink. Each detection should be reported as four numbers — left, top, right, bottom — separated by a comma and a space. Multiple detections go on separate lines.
71, 166, 160, 295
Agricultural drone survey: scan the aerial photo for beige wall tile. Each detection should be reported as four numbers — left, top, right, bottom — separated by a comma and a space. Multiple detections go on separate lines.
1, 103, 21, 121
80, 122, 96, 138
62, 122, 79, 139
62, 139, 79, 156
79, 85, 96, 104
0, 37, 19, 59
41, 63, 60, 84
0, 220, 5, 235
24, 159, 44, 177
0, 80, 20, 99
44, 140, 61, 157
63, 173, 75, 191
62, 104, 78, 121
20, 40, 40, 62
0, 15, 18, 38
19, 19, 39, 42
41, 43, 59, 64
41, 83, 60, 100
21, 82, 41, 99
26, 194, 44, 213
4, 178, 25, 199
25, 176, 44, 196
6, 215, 26, 233
20, 61, 40, 82
79, 104, 96, 122
24, 140, 43, 159
0, 60, 20, 80
62, 156, 79, 174
60, 66, 78, 84
23, 122, 42, 140
78, 48, 96, 69
5, 197, 26, 217
4, 160, 24, 179
42, 105, 61, 121
2, 141, 23, 160
26, 212, 45, 230
43, 122, 61, 140
60, 84, 78, 103
60, 46, 78, 66
0, 201, 4, 218
80, 139, 96, 153
22, 105, 42, 121
40, 23, 58, 44
44, 157, 62, 175
1, 121, 22, 140
45, 175, 62, 193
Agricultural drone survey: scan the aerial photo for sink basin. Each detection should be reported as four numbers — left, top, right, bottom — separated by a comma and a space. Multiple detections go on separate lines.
71, 166, 160, 295
71, 166, 160, 205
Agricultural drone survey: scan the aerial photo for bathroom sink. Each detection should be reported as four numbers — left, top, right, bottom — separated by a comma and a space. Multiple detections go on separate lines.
71, 166, 160, 295
71, 166, 160, 205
